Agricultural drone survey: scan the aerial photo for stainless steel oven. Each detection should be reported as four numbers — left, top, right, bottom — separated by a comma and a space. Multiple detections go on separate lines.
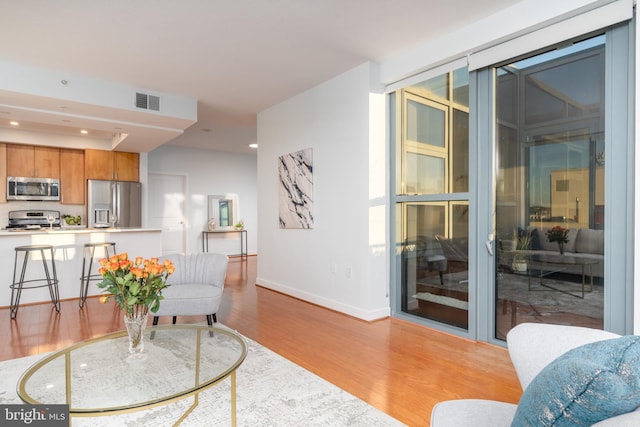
7, 177, 60, 201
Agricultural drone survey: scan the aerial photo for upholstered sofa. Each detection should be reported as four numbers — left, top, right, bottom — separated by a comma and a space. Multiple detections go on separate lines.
152, 252, 228, 326
431, 323, 640, 426
504, 227, 604, 278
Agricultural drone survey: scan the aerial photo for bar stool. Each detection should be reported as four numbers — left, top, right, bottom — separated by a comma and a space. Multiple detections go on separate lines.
10, 245, 60, 319
79, 242, 117, 308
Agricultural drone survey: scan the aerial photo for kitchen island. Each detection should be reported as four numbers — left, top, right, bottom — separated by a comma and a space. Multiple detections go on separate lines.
0, 228, 162, 309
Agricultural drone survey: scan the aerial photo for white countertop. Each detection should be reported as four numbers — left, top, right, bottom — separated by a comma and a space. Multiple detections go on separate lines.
0, 227, 162, 236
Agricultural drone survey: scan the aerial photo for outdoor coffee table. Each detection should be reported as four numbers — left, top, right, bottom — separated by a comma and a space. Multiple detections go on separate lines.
526, 253, 599, 299
17, 325, 248, 426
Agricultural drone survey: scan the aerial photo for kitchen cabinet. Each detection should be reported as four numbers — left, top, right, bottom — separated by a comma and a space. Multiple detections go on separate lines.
7, 144, 60, 178
84, 149, 112, 180
0, 143, 6, 203
85, 149, 139, 182
60, 148, 85, 205
114, 151, 139, 182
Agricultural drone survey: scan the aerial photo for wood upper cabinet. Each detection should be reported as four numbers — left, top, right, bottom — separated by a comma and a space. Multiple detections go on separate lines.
85, 149, 113, 180
7, 144, 60, 178
59, 148, 85, 205
85, 149, 139, 182
114, 151, 139, 182
0, 143, 6, 203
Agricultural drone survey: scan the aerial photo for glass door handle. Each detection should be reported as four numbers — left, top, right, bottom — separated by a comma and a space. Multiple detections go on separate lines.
486, 234, 494, 256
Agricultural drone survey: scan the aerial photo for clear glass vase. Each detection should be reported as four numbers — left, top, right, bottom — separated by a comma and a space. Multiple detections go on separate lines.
124, 310, 149, 354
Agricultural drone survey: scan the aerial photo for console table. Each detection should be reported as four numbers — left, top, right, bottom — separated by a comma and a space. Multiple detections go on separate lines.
202, 229, 247, 257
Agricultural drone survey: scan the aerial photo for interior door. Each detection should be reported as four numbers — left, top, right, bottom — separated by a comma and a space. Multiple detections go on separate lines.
148, 173, 186, 255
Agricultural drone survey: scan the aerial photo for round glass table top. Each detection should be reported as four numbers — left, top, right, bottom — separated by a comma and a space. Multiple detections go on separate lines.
17, 325, 248, 415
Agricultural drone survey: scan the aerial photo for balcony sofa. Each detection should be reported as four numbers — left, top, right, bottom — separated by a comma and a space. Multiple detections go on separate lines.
504, 227, 604, 278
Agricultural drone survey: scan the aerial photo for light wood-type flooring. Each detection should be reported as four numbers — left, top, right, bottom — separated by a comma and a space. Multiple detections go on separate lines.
0, 256, 521, 426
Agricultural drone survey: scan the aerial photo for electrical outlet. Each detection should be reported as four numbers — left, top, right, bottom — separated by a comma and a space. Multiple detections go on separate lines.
330, 263, 337, 274
346, 266, 352, 279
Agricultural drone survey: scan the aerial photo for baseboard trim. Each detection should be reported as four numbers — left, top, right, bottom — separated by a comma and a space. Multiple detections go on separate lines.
256, 277, 390, 321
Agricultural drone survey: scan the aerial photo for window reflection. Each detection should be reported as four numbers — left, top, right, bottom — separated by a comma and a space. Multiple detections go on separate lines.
495, 35, 605, 340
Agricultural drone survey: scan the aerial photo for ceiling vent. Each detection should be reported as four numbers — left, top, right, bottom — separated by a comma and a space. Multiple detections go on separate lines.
135, 92, 160, 111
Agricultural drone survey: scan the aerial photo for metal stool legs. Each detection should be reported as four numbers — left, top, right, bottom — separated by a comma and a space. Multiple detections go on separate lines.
79, 242, 116, 308
10, 245, 60, 319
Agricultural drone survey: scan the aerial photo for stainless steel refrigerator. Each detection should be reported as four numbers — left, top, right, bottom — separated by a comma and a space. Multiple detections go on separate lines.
87, 180, 142, 228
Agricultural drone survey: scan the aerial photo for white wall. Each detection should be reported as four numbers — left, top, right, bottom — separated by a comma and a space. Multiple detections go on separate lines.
256, 62, 389, 321
147, 145, 257, 255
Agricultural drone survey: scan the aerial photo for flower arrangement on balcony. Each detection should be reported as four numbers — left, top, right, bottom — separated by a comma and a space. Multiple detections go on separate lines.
545, 225, 570, 254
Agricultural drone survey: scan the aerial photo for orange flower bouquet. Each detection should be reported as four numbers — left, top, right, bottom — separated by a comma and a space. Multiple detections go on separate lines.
97, 253, 175, 317
97, 253, 175, 354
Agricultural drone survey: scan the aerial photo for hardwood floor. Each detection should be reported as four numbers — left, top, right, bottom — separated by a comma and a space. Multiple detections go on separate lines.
0, 256, 521, 426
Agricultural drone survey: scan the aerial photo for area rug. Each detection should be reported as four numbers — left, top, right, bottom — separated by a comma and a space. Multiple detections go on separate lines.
0, 327, 405, 426
418, 269, 603, 320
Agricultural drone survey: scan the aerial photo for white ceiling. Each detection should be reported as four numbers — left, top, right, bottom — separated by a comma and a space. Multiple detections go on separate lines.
0, 0, 519, 155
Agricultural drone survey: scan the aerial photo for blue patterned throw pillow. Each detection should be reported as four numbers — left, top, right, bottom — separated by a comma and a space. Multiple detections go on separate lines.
511, 335, 640, 427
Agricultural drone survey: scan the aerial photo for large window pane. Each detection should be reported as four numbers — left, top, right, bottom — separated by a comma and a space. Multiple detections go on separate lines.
396, 66, 470, 331
524, 54, 602, 125
400, 202, 469, 329
495, 36, 605, 340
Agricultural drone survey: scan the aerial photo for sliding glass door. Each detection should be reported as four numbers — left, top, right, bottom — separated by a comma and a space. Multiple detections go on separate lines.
494, 36, 606, 339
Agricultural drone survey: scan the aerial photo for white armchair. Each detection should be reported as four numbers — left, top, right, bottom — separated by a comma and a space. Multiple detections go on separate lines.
151, 252, 228, 327
431, 323, 640, 426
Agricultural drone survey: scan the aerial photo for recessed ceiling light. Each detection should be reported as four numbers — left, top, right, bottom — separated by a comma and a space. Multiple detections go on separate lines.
249, 143, 258, 149
80, 130, 88, 134
9, 121, 19, 126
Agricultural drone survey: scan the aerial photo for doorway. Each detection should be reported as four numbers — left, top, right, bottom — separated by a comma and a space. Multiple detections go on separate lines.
148, 173, 187, 255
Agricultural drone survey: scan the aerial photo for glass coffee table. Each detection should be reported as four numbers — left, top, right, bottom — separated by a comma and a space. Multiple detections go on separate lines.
526, 253, 599, 298
17, 325, 247, 426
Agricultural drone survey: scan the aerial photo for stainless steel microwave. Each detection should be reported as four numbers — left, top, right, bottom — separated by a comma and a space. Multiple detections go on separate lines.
7, 177, 60, 201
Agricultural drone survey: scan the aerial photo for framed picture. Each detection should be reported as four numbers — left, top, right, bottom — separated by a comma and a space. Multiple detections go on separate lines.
278, 148, 313, 229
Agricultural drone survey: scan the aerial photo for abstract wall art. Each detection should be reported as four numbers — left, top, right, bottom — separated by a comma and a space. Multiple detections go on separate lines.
278, 148, 314, 229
